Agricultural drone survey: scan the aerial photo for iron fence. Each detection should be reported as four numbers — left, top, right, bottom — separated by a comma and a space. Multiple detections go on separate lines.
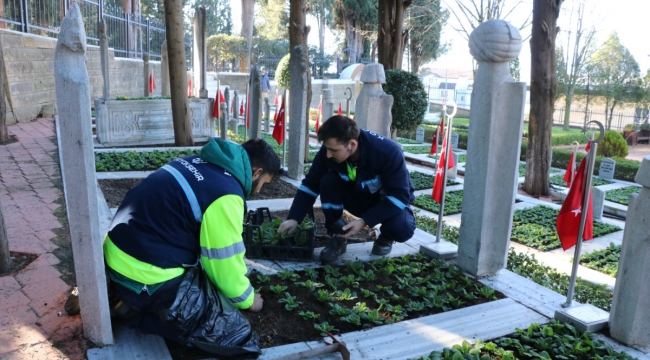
552, 107, 640, 131
0, 0, 188, 63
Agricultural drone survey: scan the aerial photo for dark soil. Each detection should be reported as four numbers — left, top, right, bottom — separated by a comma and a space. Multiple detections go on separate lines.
0, 134, 18, 145
0, 252, 39, 277
98, 178, 143, 208
247, 176, 298, 201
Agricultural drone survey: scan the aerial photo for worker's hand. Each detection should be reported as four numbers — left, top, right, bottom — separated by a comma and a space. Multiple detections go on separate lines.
248, 293, 264, 312
341, 219, 366, 238
277, 219, 298, 235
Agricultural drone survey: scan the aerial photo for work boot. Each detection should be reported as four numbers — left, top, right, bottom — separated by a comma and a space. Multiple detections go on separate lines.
319, 235, 347, 264
372, 234, 394, 256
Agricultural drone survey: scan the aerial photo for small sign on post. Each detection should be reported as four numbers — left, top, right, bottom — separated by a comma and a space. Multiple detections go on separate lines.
451, 132, 459, 150
415, 127, 425, 143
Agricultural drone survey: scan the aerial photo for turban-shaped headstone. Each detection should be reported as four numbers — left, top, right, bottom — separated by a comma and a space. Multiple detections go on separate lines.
469, 19, 522, 63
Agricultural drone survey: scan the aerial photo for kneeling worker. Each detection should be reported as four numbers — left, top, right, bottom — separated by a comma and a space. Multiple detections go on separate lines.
103, 138, 282, 347
277, 115, 416, 263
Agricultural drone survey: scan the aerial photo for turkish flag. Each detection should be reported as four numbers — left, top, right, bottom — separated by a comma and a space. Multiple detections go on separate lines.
431, 134, 455, 204
213, 90, 225, 119
430, 117, 445, 155
187, 78, 192, 97
315, 97, 322, 133
338, 102, 343, 115
148, 71, 156, 94
556, 153, 594, 251
563, 151, 576, 187
240, 101, 244, 116
273, 89, 279, 106
272, 97, 285, 144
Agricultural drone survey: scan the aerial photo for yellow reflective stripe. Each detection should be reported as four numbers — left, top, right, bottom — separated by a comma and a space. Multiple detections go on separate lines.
103, 235, 184, 285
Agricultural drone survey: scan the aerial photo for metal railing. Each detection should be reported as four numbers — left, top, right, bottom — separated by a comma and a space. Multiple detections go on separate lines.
552, 107, 640, 131
0, 0, 191, 64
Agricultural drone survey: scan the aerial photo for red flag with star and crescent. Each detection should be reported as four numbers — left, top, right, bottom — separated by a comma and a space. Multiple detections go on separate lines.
240, 101, 245, 116
338, 102, 343, 115
273, 88, 279, 106
148, 71, 156, 94
556, 142, 594, 251
563, 151, 576, 187
430, 116, 445, 155
272, 97, 285, 144
212, 90, 225, 119
315, 97, 322, 133
431, 133, 455, 204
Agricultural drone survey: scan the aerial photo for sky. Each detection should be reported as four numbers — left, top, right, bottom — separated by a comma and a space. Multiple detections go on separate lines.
229, 0, 650, 83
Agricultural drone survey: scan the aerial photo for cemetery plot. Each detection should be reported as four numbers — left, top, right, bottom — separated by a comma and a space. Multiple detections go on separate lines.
95, 149, 199, 172
427, 153, 467, 163
413, 191, 464, 215
550, 174, 613, 188
417, 320, 636, 360
510, 206, 622, 251
579, 243, 620, 277
507, 249, 613, 312
605, 186, 641, 205
410, 171, 459, 190
244, 254, 504, 348
414, 213, 460, 244
402, 145, 437, 155
397, 137, 424, 144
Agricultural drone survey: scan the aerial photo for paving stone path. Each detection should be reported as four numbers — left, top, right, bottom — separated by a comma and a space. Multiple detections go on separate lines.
0, 118, 88, 360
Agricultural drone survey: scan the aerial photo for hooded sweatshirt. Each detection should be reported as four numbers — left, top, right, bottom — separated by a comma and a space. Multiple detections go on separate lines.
104, 138, 255, 309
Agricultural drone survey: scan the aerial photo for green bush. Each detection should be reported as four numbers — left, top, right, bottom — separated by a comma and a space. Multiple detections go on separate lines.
520, 142, 641, 182
624, 124, 637, 131
275, 53, 291, 90
641, 123, 650, 130
598, 130, 628, 158
383, 69, 428, 133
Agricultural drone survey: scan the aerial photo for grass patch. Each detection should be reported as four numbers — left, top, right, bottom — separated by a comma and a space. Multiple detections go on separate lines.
605, 186, 640, 205
396, 137, 423, 144
507, 249, 613, 311
550, 174, 613, 188
427, 153, 466, 164
414, 214, 460, 244
580, 243, 620, 277
511, 205, 622, 251
412, 191, 464, 215
402, 145, 434, 155
409, 171, 459, 190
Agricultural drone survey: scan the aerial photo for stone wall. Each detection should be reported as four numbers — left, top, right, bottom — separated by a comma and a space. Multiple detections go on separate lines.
0, 29, 160, 124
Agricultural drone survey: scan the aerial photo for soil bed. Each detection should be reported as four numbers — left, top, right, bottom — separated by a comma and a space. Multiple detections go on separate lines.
0, 251, 38, 276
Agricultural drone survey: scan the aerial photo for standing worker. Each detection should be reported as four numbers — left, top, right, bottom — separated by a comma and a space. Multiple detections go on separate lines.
104, 138, 282, 351
277, 116, 416, 263
260, 66, 271, 100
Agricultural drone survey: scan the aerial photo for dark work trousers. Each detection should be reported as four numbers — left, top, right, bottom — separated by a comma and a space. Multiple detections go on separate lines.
110, 274, 186, 343
319, 171, 415, 242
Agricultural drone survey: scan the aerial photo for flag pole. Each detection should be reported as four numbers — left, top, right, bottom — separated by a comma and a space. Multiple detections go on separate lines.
435, 100, 457, 243
562, 124, 602, 308
244, 82, 249, 141
570, 141, 579, 187
282, 89, 287, 169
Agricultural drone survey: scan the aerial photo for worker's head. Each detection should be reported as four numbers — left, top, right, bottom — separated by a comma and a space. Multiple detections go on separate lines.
242, 138, 283, 194
317, 115, 360, 163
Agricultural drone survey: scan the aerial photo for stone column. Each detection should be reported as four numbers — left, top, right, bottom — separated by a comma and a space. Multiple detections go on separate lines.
98, 18, 110, 99
609, 156, 650, 352
192, 6, 207, 98
232, 90, 239, 120
322, 88, 334, 124
143, 53, 150, 97
54, 2, 113, 345
287, 46, 308, 179
354, 63, 393, 138
457, 20, 525, 277
220, 103, 228, 140
225, 87, 237, 133
249, 65, 262, 140
161, 40, 170, 96
263, 97, 270, 133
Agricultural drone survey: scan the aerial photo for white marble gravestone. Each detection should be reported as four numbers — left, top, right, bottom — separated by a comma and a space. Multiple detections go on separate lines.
416, 127, 425, 143
599, 158, 616, 180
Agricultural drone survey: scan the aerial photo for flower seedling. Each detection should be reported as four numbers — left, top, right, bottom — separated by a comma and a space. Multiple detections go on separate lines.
323, 265, 341, 277
314, 289, 331, 302
360, 309, 384, 326
298, 311, 319, 320
296, 280, 324, 292
256, 274, 271, 283
328, 303, 352, 316
358, 269, 376, 281
345, 260, 365, 275
278, 269, 299, 282
406, 300, 425, 312
360, 288, 376, 298
304, 267, 319, 280
269, 284, 288, 294
339, 274, 359, 287
351, 302, 369, 314
340, 313, 362, 326
278, 292, 302, 311
334, 288, 358, 301
314, 322, 339, 337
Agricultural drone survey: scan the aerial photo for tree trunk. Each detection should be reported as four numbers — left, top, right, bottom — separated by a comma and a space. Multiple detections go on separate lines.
164, 0, 194, 146
604, 98, 611, 130
410, 41, 421, 74
524, 0, 563, 196
289, 0, 311, 160
562, 90, 573, 130
583, 76, 590, 127
318, 10, 325, 56
240, 0, 254, 72
377, 0, 411, 70
343, 17, 363, 63
0, 38, 8, 143
0, 196, 11, 274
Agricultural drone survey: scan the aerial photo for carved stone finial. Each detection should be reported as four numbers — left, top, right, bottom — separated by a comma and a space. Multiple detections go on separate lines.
57, 2, 86, 54
360, 63, 386, 84
469, 19, 522, 63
